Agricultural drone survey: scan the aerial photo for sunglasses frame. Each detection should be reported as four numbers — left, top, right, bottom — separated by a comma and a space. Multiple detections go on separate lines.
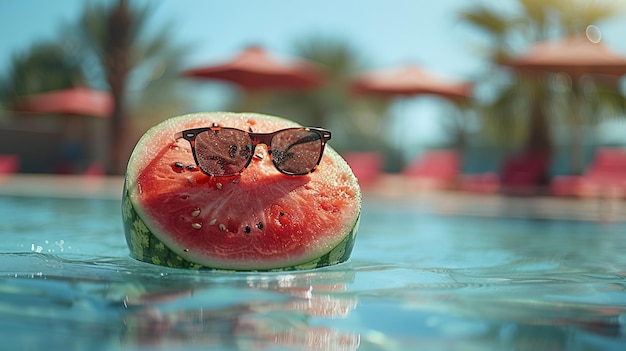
175, 126, 332, 177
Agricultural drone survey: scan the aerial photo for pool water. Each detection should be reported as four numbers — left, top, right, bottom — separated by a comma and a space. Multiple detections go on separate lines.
1, 195, 626, 350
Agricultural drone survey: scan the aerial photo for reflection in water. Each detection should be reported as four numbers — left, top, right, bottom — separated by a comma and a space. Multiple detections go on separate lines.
121, 271, 360, 350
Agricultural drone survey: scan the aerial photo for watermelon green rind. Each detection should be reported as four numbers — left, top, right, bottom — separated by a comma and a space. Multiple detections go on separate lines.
122, 112, 361, 271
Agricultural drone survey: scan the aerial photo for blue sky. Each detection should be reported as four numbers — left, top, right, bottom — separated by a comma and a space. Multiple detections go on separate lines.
0, 0, 482, 76
2, 0, 626, 152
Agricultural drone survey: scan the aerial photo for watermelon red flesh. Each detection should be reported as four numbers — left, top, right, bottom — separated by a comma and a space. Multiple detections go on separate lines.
125, 112, 361, 271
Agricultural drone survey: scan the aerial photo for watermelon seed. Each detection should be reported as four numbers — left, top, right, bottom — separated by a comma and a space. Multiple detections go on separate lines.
172, 162, 186, 173
186, 165, 196, 170
254, 154, 263, 160
256, 222, 264, 230
183, 249, 189, 252
279, 211, 285, 216
192, 222, 202, 229
232, 177, 240, 184
216, 182, 223, 189
219, 223, 227, 231
187, 177, 193, 184
209, 218, 217, 226
191, 208, 201, 217
244, 225, 251, 234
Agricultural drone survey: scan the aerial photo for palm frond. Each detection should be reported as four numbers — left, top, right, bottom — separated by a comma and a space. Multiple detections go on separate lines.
457, 6, 511, 38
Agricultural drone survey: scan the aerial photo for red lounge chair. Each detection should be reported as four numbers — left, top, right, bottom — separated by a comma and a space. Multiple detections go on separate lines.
84, 161, 105, 177
342, 152, 383, 186
551, 148, 626, 198
500, 149, 550, 195
0, 154, 19, 174
460, 149, 550, 195
403, 150, 460, 190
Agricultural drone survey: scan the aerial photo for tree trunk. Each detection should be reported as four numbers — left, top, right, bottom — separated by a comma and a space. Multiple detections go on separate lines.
525, 102, 552, 155
524, 102, 552, 186
104, 0, 130, 174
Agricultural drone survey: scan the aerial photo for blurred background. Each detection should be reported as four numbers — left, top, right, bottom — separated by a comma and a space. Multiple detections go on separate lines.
1, 0, 626, 188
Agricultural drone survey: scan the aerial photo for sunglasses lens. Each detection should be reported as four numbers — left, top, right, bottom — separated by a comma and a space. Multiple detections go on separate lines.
194, 129, 252, 176
271, 129, 324, 175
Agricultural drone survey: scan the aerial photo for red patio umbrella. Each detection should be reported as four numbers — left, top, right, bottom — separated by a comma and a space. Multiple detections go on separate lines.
350, 64, 472, 101
502, 35, 626, 77
350, 64, 472, 164
183, 46, 324, 92
13, 87, 113, 118
501, 35, 626, 174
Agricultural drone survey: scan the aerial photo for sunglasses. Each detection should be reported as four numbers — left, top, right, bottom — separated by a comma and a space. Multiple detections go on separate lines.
176, 125, 332, 177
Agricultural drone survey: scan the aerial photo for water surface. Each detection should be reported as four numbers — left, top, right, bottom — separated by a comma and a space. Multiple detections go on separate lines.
1, 195, 626, 350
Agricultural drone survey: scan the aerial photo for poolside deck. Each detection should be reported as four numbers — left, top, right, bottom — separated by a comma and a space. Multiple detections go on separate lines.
0, 174, 124, 200
0, 173, 624, 222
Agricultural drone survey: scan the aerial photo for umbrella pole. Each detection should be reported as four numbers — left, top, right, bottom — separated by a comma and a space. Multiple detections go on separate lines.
395, 98, 408, 167
570, 84, 585, 175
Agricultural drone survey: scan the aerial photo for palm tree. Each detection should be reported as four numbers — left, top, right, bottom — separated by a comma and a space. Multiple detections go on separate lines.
0, 42, 86, 104
459, 0, 625, 174
70, 0, 191, 174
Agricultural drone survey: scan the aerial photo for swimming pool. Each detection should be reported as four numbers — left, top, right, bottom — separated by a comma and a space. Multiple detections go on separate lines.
1, 193, 626, 350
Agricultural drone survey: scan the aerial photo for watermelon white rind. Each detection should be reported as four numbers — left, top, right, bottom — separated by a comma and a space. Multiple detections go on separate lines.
122, 112, 361, 271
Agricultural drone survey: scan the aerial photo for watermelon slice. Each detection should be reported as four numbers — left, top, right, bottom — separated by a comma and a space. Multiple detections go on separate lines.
122, 112, 361, 271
